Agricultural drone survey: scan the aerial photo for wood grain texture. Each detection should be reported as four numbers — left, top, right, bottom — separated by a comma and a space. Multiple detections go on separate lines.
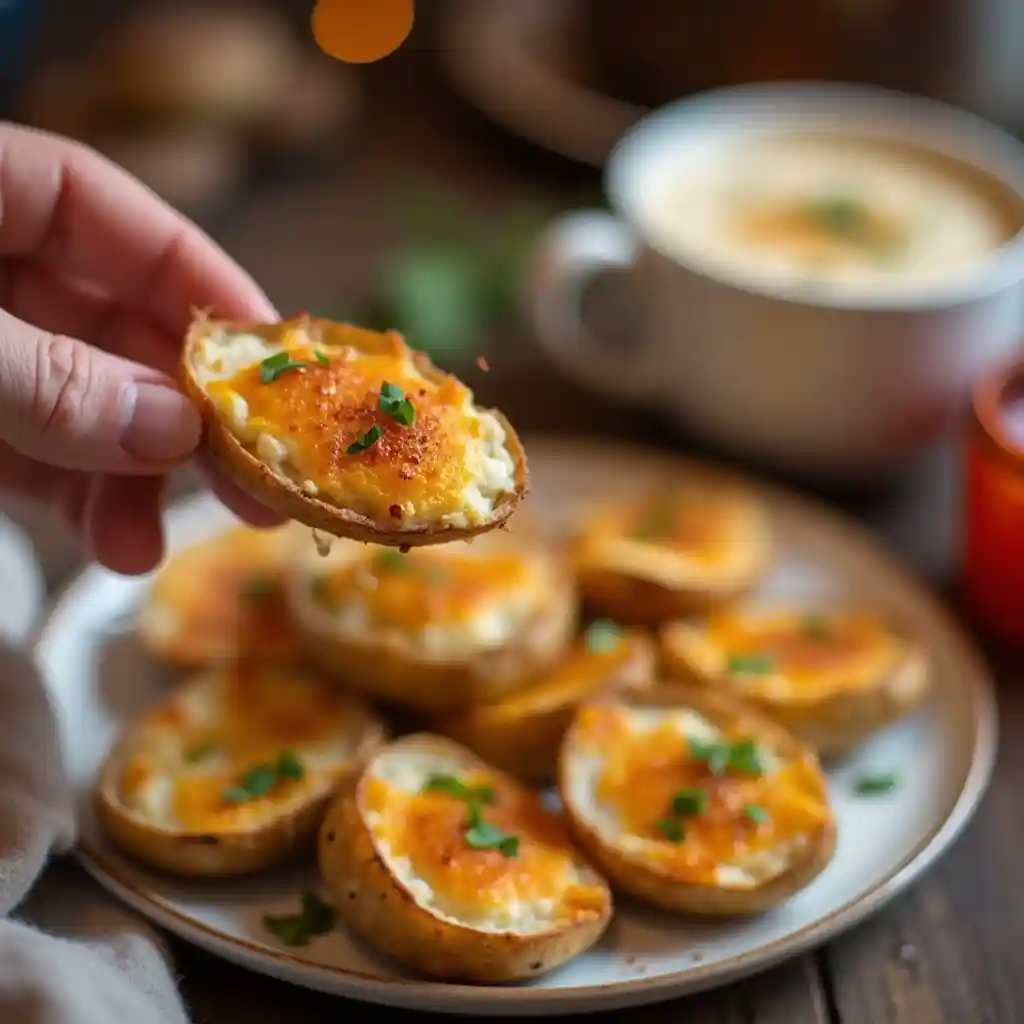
174, 939, 830, 1024
821, 656, 1024, 1024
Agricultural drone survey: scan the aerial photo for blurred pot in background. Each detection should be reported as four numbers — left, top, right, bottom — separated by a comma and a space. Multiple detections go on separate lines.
585, 0, 1024, 135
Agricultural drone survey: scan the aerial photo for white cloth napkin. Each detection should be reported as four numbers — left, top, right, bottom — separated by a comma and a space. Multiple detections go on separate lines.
0, 641, 192, 1023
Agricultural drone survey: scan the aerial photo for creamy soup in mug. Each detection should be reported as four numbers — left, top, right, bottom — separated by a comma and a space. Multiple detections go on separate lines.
639, 133, 1024, 296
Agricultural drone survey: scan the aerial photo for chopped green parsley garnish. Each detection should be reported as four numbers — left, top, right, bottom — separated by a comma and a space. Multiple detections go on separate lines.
222, 750, 305, 804
671, 788, 709, 817
262, 891, 335, 947
378, 381, 416, 426
854, 772, 898, 796
656, 817, 685, 843
421, 774, 517, 857
744, 804, 769, 825
258, 350, 328, 384
464, 804, 520, 856
346, 424, 383, 455
422, 773, 494, 804
727, 653, 775, 676
688, 736, 765, 777
584, 619, 622, 654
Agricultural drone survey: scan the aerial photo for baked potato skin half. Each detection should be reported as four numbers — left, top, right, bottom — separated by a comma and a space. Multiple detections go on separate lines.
575, 567, 755, 627
95, 777, 330, 879
570, 484, 773, 627
180, 314, 528, 548
318, 734, 613, 983
135, 524, 300, 671
437, 628, 656, 783
95, 665, 386, 879
558, 684, 837, 917
287, 545, 579, 714
659, 615, 931, 760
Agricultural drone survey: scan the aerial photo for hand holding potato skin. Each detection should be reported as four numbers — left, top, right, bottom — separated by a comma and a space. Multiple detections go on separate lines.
0, 122, 283, 576
182, 315, 528, 548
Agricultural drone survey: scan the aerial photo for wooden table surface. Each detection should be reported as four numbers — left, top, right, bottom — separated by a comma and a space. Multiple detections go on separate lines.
30, 18, 1024, 1024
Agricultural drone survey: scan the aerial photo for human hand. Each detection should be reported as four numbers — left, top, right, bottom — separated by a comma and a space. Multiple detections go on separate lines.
0, 122, 284, 575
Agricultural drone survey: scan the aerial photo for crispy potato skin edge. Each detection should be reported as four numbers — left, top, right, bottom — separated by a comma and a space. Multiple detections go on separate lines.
575, 548, 771, 627
557, 683, 838, 916
95, 691, 386, 879
292, 565, 579, 714
318, 734, 613, 983
436, 633, 658, 783
659, 628, 932, 761
180, 315, 529, 548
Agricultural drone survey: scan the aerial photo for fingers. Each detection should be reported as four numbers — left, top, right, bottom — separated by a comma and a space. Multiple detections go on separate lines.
0, 443, 274, 576
0, 308, 201, 473
0, 259, 180, 378
85, 474, 166, 575
0, 122, 277, 335
193, 452, 287, 528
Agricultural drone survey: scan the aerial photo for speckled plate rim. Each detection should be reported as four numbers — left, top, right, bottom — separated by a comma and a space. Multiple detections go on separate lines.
32, 437, 999, 1015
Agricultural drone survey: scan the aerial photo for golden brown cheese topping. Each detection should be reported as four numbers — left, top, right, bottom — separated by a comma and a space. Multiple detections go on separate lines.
206, 325, 488, 523
365, 770, 607, 921
119, 663, 356, 831
575, 705, 828, 884
708, 609, 904, 695
312, 546, 537, 630
145, 527, 298, 664
577, 487, 754, 566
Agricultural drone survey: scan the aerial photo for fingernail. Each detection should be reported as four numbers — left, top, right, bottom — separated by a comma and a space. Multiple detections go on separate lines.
119, 383, 202, 463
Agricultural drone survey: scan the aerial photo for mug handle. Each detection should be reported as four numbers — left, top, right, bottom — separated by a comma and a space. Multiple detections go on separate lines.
525, 210, 659, 403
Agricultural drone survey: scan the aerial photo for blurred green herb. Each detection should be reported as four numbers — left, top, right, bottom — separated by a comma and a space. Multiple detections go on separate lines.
262, 891, 335, 947
353, 185, 553, 364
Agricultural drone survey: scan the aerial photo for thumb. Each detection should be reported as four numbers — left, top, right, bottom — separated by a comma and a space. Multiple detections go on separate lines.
0, 310, 202, 474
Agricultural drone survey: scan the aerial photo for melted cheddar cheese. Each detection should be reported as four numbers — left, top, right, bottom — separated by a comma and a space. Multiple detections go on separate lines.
192, 320, 517, 528
116, 662, 372, 832
564, 703, 829, 888
363, 748, 609, 932
666, 608, 907, 702
300, 535, 551, 656
462, 630, 642, 724
138, 526, 298, 666
573, 484, 770, 586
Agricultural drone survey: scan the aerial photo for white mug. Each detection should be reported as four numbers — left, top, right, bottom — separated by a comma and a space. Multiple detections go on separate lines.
526, 82, 1024, 483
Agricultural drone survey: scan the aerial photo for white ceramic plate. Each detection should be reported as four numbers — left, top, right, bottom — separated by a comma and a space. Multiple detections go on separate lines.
0, 512, 45, 647
34, 439, 996, 1016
